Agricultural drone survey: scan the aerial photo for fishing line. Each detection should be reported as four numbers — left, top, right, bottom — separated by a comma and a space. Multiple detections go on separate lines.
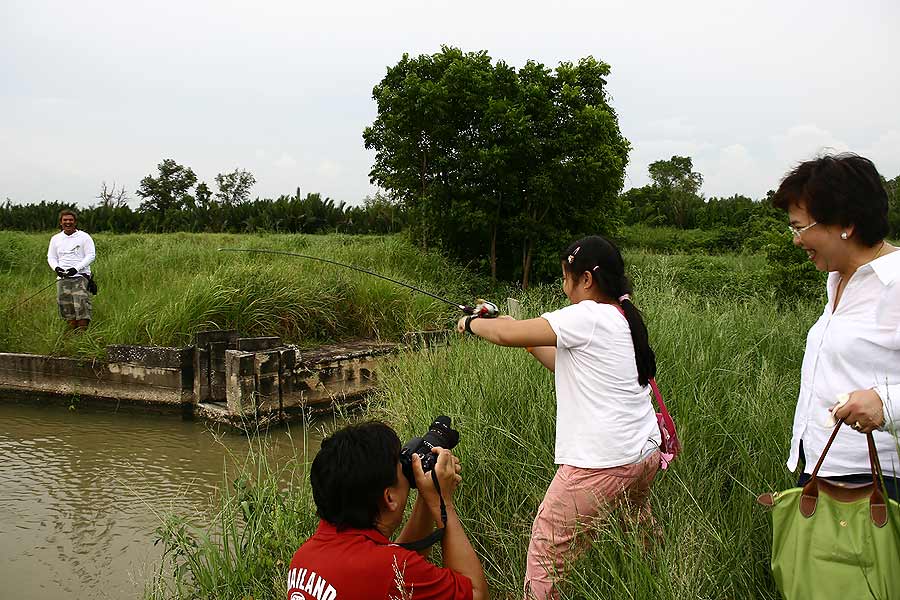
218, 247, 472, 312
3, 279, 58, 316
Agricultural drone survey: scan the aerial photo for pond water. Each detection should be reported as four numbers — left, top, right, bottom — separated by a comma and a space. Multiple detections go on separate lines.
0, 400, 330, 599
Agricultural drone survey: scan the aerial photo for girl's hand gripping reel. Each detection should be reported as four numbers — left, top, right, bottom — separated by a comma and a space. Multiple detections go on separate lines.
462, 299, 499, 318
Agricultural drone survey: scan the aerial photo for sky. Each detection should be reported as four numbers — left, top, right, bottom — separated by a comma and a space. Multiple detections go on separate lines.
2, 0, 899, 208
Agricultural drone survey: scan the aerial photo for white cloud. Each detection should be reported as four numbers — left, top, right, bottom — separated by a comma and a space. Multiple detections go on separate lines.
697, 144, 761, 198
860, 130, 900, 178
771, 124, 850, 167
644, 117, 695, 139
274, 153, 297, 169
3, 0, 898, 206
316, 159, 341, 179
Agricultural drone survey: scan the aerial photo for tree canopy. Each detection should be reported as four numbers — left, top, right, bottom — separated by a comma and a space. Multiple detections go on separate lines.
364, 46, 630, 286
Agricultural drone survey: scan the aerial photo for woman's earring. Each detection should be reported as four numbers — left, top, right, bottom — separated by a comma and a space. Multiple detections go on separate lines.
841, 232, 849, 240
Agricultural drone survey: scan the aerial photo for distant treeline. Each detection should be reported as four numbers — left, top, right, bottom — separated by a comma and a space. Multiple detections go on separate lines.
620, 155, 900, 248
0, 192, 404, 235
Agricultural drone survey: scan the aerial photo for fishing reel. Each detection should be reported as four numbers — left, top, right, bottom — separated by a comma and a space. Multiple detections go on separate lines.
463, 299, 499, 318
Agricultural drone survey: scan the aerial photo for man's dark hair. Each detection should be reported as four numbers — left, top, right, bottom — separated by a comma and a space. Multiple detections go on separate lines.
59, 208, 78, 221
772, 153, 889, 246
310, 421, 401, 530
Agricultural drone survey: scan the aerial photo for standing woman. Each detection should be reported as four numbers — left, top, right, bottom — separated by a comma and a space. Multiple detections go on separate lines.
772, 154, 900, 501
457, 235, 663, 600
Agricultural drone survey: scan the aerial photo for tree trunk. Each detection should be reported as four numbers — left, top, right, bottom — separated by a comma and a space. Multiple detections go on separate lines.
419, 151, 428, 251
522, 238, 534, 289
490, 223, 497, 281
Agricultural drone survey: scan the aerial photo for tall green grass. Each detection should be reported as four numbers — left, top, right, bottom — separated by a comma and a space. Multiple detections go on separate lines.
146, 265, 822, 599
0, 232, 477, 357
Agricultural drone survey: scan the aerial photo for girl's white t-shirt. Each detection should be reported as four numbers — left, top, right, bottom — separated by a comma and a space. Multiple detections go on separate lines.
541, 300, 661, 468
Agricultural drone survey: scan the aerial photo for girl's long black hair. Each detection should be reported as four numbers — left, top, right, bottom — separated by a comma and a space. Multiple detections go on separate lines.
561, 235, 656, 386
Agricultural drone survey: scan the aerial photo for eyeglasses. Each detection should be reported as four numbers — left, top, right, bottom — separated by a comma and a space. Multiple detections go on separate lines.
788, 221, 818, 238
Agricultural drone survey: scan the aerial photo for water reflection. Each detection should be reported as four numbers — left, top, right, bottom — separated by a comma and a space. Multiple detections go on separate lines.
0, 401, 331, 599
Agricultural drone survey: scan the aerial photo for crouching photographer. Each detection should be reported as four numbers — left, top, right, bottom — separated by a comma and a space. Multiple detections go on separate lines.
287, 419, 488, 600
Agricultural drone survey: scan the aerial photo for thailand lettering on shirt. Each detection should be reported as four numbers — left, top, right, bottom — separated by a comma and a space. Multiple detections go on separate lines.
287, 567, 337, 600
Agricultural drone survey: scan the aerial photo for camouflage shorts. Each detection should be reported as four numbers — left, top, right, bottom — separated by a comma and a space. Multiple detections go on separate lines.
57, 276, 92, 321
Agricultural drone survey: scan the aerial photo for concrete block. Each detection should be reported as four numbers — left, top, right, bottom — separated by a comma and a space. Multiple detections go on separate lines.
225, 350, 257, 415
194, 330, 238, 347
255, 351, 280, 375
193, 346, 210, 403
236, 337, 282, 352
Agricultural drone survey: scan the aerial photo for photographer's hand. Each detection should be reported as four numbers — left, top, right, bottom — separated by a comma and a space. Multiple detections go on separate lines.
413, 448, 461, 520
413, 449, 487, 600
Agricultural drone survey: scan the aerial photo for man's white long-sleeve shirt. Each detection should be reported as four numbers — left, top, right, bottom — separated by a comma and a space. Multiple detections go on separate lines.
47, 230, 95, 275
787, 250, 900, 478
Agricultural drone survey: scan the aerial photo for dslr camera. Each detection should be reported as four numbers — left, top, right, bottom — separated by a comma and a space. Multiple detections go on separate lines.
399, 416, 460, 488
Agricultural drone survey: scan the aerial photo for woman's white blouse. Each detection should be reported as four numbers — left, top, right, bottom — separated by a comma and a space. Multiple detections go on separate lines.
787, 251, 900, 478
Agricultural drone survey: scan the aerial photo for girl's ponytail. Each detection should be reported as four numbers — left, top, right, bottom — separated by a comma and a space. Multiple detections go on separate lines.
562, 235, 657, 387
619, 296, 656, 387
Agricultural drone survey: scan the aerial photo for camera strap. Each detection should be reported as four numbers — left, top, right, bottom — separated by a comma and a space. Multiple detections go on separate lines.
397, 470, 448, 551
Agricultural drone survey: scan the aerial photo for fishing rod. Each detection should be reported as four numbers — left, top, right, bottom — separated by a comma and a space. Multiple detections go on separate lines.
217, 247, 499, 317
3, 279, 59, 316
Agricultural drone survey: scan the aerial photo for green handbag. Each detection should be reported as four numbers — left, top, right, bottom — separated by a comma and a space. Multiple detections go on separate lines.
758, 420, 900, 600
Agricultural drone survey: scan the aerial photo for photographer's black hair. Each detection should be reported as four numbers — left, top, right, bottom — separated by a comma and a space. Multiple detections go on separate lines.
309, 421, 401, 530
561, 235, 656, 387
772, 153, 889, 247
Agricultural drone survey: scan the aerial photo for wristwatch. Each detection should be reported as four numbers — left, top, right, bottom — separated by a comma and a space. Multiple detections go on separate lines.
464, 315, 477, 334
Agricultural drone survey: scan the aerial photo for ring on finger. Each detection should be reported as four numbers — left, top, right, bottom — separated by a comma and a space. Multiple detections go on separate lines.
853, 421, 862, 430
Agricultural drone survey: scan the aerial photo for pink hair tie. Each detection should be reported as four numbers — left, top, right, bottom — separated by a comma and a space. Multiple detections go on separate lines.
618, 294, 631, 303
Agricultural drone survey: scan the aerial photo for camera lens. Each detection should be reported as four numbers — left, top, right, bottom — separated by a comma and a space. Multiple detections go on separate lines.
399, 416, 460, 488
424, 416, 460, 450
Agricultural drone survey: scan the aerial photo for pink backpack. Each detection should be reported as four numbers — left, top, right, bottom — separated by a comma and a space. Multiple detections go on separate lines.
649, 378, 681, 469
614, 304, 681, 469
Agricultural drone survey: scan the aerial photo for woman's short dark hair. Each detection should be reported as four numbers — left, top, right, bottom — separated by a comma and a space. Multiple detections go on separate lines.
309, 421, 401, 530
561, 235, 656, 387
772, 153, 889, 246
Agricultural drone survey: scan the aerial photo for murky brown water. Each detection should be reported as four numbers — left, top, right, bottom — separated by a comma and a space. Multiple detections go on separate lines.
0, 400, 330, 599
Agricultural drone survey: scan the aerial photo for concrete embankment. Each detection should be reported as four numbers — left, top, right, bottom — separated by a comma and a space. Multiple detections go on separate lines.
0, 329, 448, 428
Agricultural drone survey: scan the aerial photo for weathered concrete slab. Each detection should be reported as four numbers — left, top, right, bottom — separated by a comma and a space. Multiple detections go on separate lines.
0, 352, 190, 405
106, 345, 193, 369
1, 331, 445, 430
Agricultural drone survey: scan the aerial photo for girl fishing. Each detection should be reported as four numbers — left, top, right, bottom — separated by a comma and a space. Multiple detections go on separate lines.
457, 235, 666, 600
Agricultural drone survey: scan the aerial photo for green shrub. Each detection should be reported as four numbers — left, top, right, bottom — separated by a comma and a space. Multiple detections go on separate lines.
759, 231, 826, 302
617, 224, 744, 254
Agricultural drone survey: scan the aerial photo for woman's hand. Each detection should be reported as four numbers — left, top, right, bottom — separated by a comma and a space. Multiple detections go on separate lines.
831, 389, 885, 434
456, 316, 470, 334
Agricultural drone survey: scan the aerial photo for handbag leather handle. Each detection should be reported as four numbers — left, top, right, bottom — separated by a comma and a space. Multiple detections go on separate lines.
799, 418, 888, 527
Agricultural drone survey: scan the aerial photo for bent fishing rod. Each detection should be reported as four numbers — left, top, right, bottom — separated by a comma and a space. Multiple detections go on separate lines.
217, 247, 499, 318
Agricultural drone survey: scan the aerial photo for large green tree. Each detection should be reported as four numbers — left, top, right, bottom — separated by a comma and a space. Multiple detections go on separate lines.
215, 168, 256, 206
647, 155, 704, 228
364, 47, 629, 286
136, 158, 198, 213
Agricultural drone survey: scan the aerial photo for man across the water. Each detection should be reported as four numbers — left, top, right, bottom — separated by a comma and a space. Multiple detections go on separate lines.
47, 209, 96, 330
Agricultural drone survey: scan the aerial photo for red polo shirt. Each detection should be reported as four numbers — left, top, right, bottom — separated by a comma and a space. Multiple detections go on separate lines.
287, 520, 473, 600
